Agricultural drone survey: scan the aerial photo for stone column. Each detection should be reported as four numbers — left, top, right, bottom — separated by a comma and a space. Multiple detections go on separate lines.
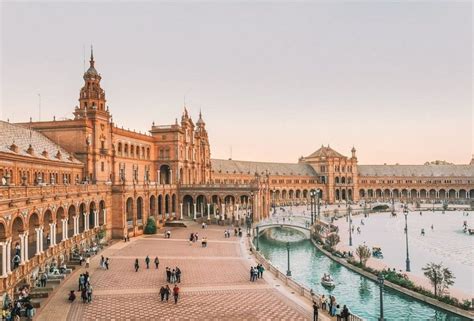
221, 204, 225, 219
35, 228, 41, 255
193, 203, 197, 220
1, 241, 6, 277
49, 223, 56, 246
38, 228, 44, 253
84, 213, 89, 231
94, 210, 99, 227
103, 209, 107, 225
24, 232, 29, 261
158, 170, 161, 184
19, 233, 26, 263
6, 238, 11, 274
180, 203, 183, 219
73, 216, 78, 235
207, 204, 211, 220
237, 204, 240, 220
169, 170, 173, 184
62, 219, 68, 240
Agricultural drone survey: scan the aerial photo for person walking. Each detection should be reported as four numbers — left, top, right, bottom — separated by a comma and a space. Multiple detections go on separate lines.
173, 284, 180, 304
105, 257, 110, 270
159, 286, 166, 302
145, 255, 150, 269
166, 267, 171, 282
134, 258, 140, 272
154, 257, 159, 269
341, 305, 351, 321
85, 257, 90, 269
86, 283, 93, 303
176, 267, 181, 283
164, 285, 171, 302
170, 269, 176, 283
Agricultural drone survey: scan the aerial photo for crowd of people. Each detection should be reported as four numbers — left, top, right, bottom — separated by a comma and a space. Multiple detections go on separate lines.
1, 285, 36, 320
318, 294, 351, 320
249, 264, 265, 282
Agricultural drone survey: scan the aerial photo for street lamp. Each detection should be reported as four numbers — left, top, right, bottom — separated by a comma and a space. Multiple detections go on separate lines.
348, 205, 353, 246
310, 190, 315, 225
404, 205, 411, 272
316, 189, 321, 222
286, 241, 292, 276
255, 225, 260, 251
378, 273, 385, 321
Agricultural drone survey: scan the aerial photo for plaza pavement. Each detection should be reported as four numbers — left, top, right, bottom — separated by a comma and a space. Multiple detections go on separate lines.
36, 223, 329, 321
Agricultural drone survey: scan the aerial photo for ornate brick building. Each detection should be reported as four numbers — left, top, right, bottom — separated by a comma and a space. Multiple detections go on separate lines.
1, 51, 473, 295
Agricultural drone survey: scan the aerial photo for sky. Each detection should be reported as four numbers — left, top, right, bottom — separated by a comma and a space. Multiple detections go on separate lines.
0, 1, 472, 165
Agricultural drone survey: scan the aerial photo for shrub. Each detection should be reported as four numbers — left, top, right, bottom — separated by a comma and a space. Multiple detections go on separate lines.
144, 216, 157, 234
373, 205, 389, 211
326, 233, 340, 249
355, 245, 371, 266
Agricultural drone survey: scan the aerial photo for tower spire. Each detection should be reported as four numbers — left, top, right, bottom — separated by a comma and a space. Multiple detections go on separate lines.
90, 45, 95, 67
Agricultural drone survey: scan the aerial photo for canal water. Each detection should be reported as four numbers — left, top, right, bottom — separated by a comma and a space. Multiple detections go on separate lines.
257, 227, 469, 321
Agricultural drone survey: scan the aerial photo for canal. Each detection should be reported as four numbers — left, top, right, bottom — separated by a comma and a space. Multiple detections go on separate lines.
257, 227, 469, 321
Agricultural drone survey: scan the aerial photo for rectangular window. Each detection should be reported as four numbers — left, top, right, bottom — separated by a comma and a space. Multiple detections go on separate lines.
101, 162, 105, 172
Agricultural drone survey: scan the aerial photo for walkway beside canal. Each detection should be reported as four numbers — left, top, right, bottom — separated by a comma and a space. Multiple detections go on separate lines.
37, 222, 321, 320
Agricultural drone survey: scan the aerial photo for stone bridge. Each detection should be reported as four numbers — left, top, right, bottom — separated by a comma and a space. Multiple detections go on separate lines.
255, 220, 311, 238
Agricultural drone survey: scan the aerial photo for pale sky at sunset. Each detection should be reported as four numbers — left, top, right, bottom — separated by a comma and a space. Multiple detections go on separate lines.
1, 1, 472, 165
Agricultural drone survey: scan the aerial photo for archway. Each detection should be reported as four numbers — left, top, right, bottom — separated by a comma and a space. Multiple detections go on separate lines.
136, 197, 143, 224
393, 189, 399, 199
126, 197, 134, 227
196, 195, 207, 218
420, 189, 427, 199
159, 164, 171, 184
89, 202, 96, 229
359, 189, 366, 198
224, 195, 236, 219
68, 205, 75, 237
150, 195, 156, 217
172, 194, 177, 216
28, 213, 40, 259
11, 216, 24, 270
43, 210, 53, 250
56, 207, 64, 243
158, 195, 163, 216
429, 189, 436, 199
99, 200, 106, 226
410, 189, 417, 199
448, 189, 456, 199
165, 195, 170, 217
335, 189, 340, 201
79, 203, 86, 233
183, 195, 193, 217
439, 189, 446, 199
459, 189, 467, 199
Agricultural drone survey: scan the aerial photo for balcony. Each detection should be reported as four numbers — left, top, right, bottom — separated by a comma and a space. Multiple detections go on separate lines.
0, 184, 109, 202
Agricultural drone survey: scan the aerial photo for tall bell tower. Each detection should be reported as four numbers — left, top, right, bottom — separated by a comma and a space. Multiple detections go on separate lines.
74, 47, 109, 119
74, 47, 112, 183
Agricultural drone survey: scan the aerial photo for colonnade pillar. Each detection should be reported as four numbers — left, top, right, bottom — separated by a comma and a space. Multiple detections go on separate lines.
35, 228, 42, 254
1, 241, 7, 277
193, 203, 197, 220
207, 204, 211, 220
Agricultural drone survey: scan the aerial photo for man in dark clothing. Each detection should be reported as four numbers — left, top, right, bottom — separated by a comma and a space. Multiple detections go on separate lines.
159, 286, 166, 302
166, 267, 171, 282
175, 267, 181, 283
154, 257, 159, 269
145, 255, 150, 269
164, 285, 171, 302
134, 259, 139, 272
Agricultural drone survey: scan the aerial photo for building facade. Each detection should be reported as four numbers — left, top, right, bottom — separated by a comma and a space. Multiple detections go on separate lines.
1, 52, 473, 295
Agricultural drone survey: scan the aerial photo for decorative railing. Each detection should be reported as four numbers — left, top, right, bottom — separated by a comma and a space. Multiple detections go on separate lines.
0, 184, 110, 201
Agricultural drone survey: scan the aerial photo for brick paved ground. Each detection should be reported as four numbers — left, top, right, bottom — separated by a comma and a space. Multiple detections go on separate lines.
37, 223, 315, 321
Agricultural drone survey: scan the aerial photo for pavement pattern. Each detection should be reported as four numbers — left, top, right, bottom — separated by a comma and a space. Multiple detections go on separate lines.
37, 224, 316, 321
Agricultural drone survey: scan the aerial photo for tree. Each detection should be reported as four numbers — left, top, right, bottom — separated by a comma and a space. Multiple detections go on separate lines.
326, 233, 340, 249
144, 216, 157, 234
356, 245, 371, 266
422, 262, 455, 297
314, 223, 324, 236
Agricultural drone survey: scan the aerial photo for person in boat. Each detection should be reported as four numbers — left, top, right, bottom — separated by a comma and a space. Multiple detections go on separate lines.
421, 228, 425, 236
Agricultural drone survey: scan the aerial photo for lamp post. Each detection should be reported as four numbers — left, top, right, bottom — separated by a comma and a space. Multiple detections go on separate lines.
404, 205, 411, 272
286, 241, 292, 276
255, 225, 260, 251
310, 190, 315, 225
378, 273, 385, 321
250, 192, 254, 222
316, 189, 321, 222
348, 205, 353, 246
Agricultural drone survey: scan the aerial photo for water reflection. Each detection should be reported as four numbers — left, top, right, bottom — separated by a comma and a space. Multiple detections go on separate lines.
257, 227, 469, 321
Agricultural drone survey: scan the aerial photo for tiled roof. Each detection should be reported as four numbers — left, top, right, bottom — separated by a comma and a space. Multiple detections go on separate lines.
306, 145, 345, 158
358, 165, 474, 177
0, 121, 82, 164
211, 159, 317, 176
